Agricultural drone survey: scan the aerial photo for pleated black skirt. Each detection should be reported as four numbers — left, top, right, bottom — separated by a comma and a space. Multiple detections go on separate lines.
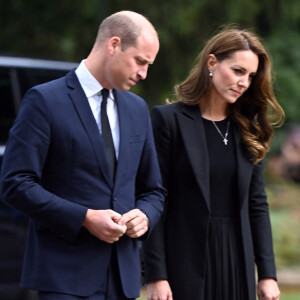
203, 215, 248, 299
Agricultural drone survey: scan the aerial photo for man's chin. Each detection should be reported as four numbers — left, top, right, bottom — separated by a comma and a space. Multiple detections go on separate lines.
120, 84, 134, 92
119, 87, 131, 92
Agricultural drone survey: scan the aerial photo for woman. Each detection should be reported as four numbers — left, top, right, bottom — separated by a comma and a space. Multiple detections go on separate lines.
143, 28, 284, 300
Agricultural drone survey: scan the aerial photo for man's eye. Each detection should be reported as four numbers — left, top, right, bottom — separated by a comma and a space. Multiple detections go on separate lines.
136, 59, 146, 65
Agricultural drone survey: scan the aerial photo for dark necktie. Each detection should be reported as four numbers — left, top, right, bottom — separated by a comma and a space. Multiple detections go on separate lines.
101, 88, 116, 180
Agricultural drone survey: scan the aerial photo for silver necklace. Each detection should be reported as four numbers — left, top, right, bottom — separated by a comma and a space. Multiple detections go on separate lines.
211, 119, 230, 145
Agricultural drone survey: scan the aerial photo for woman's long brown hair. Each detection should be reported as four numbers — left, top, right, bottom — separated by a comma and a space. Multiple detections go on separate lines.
176, 28, 285, 163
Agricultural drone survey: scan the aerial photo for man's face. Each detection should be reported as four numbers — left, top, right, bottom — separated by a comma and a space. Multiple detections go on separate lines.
105, 31, 159, 91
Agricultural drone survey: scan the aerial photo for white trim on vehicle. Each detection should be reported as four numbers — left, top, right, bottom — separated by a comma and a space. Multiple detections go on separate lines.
0, 145, 6, 156
0, 56, 78, 71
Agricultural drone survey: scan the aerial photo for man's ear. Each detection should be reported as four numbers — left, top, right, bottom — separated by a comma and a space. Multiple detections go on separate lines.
108, 36, 121, 55
207, 54, 218, 72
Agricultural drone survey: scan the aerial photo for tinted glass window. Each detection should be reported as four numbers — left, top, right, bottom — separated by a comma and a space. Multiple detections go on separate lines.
0, 67, 72, 145
0, 68, 15, 144
18, 68, 70, 96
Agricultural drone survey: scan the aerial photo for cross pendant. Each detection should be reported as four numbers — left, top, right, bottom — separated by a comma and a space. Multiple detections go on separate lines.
223, 138, 228, 145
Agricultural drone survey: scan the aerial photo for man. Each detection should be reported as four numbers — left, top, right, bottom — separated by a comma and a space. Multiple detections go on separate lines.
0, 11, 164, 300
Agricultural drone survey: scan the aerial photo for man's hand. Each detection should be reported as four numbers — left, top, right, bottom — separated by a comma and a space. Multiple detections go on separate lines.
82, 209, 127, 243
118, 209, 149, 238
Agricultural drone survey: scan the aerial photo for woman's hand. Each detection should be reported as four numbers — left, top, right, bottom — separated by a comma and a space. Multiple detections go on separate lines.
257, 278, 280, 300
147, 279, 173, 300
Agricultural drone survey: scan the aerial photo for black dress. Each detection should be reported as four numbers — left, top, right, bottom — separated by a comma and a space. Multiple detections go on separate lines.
202, 117, 248, 299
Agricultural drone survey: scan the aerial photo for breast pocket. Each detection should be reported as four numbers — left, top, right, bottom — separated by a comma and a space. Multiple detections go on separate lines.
126, 134, 145, 172
129, 134, 144, 144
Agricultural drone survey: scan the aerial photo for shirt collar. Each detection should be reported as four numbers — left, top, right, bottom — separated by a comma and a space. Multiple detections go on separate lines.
75, 60, 114, 100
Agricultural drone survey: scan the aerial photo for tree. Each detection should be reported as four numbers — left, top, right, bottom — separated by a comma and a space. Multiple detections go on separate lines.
1, 0, 300, 116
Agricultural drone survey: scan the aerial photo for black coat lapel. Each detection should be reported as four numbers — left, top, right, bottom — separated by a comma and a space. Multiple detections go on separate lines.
65, 71, 113, 187
176, 104, 210, 211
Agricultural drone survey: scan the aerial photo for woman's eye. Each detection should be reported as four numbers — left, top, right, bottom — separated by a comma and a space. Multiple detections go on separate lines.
233, 68, 242, 74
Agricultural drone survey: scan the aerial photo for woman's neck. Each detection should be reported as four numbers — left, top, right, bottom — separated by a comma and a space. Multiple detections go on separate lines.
199, 99, 228, 121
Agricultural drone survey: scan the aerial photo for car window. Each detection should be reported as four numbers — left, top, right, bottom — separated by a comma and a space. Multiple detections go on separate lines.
0, 57, 77, 300
0, 60, 77, 145
0, 68, 15, 144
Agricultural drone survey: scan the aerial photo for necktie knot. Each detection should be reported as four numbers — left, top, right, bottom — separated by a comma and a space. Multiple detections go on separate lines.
101, 88, 109, 104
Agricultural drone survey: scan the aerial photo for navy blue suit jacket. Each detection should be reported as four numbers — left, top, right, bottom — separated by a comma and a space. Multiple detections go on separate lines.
0, 71, 165, 298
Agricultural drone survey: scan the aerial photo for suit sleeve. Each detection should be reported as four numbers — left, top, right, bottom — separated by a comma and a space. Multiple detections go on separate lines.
134, 102, 166, 238
142, 106, 171, 282
0, 88, 87, 242
249, 160, 277, 281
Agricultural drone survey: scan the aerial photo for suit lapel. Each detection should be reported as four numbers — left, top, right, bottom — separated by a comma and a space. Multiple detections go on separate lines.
66, 71, 113, 187
176, 104, 210, 211
112, 90, 129, 192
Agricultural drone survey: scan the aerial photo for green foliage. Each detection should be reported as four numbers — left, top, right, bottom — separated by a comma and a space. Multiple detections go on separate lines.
1, 0, 300, 292
270, 210, 300, 266
265, 30, 300, 123
2, 0, 300, 270
0, 0, 106, 60
2, 0, 300, 112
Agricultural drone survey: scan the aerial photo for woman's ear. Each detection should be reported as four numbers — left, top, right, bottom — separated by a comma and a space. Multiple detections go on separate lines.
207, 54, 218, 72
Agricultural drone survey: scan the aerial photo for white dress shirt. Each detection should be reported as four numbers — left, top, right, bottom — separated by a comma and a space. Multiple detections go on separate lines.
75, 60, 120, 159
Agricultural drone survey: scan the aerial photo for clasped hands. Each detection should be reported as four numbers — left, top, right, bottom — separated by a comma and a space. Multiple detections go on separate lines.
83, 208, 149, 243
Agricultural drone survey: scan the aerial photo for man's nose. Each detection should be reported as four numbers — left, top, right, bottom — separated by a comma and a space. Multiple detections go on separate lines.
137, 65, 148, 80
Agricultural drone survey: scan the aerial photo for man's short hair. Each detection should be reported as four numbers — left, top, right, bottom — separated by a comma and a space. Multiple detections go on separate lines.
96, 12, 141, 50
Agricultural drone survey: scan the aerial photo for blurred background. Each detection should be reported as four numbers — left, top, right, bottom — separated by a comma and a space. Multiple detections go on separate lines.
1, 0, 300, 299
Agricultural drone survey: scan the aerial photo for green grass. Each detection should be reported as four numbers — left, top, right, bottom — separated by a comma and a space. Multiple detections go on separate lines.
280, 296, 300, 300
138, 295, 300, 300
266, 181, 300, 268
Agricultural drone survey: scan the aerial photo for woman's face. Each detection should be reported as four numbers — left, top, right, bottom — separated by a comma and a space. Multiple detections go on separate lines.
208, 50, 259, 104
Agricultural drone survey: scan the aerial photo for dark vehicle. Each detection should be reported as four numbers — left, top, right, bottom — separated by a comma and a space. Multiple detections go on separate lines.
0, 56, 78, 300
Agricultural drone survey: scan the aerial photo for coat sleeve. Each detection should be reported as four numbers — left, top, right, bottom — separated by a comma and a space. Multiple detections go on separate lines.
0, 88, 87, 242
142, 106, 171, 282
134, 102, 166, 238
248, 160, 277, 281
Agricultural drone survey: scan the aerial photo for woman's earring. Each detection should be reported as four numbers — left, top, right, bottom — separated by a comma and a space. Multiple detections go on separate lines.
209, 70, 213, 77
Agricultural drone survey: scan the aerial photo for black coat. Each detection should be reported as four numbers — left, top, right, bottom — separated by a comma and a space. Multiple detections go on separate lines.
143, 101, 277, 299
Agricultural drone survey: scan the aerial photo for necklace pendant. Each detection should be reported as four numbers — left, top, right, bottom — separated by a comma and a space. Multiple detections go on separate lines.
211, 119, 230, 146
